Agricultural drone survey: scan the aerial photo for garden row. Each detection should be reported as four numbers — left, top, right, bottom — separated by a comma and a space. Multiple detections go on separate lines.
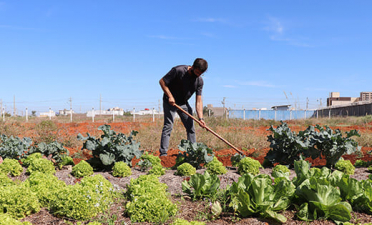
1, 123, 372, 224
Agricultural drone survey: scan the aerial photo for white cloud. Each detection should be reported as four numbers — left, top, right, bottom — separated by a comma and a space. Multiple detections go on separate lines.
263, 17, 284, 35
194, 18, 227, 23
223, 85, 237, 88
241, 81, 276, 88
148, 35, 176, 40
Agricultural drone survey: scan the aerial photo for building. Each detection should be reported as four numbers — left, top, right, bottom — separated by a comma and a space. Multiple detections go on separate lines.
327, 92, 359, 107
360, 92, 372, 102
58, 109, 75, 116
271, 105, 291, 111
39, 110, 56, 117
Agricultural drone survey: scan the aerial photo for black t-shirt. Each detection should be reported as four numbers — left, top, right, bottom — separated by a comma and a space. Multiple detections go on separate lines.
162, 65, 204, 105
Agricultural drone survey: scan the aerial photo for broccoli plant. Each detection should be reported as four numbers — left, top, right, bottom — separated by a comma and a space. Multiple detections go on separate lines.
0, 134, 32, 159
175, 139, 214, 169
26, 141, 69, 165
77, 124, 143, 170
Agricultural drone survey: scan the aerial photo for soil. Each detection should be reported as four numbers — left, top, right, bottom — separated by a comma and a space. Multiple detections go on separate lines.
8, 122, 372, 224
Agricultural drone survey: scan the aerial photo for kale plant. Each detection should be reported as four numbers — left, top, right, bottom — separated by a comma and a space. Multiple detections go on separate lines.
0, 134, 32, 159
175, 139, 214, 169
77, 124, 143, 169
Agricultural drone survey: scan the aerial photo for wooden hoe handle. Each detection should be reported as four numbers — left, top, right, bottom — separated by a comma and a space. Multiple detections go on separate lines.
174, 104, 244, 155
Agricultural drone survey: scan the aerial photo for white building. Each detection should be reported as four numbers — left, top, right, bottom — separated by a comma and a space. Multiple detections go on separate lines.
39, 110, 56, 117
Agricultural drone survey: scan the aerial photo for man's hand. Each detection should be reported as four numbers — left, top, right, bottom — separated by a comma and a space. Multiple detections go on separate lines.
168, 97, 176, 106
199, 118, 206, 128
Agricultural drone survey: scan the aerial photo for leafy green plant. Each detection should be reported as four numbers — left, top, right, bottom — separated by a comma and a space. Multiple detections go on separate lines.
26, 158, 56, 175
171, 218, 206, 225
137, 152, 165, 176
22, 171, 67, 207
335, 159, 355, 175
50, 174, 116, 221
125, 174, 178, 223
0, 158, 23, 176
175, 162, 196, 176
175, 139, 214, 169
228, 173, 295, 223
182, 171, 220, 201
78, 124, 143, 169
271, 164, 290, 181
0, 213, 33, 225
237, 157, 261, 175
0, 185, 41, 219
230, 153, 245, 167
205, 156, 227, 175
265, 121, 309, 166
21, 152, 42, 167
0, 173, 15, 187
71, 160, 93, 178
0, 134, 32, 159
26, 141, 69, 165
112, 161, 132, 177
354, 159, 371, 168
58, 155, 74, 169
305, 125, 361, 168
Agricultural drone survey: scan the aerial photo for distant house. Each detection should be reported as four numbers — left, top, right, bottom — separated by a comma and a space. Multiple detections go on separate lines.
39, 110, 56, 117
58, 109, 75, 116
327, 92, 359, 107
271, 105, 291, 111
132, 108, 162, 115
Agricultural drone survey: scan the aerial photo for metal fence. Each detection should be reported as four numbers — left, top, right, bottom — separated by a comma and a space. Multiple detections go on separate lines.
229, 109, 316, 120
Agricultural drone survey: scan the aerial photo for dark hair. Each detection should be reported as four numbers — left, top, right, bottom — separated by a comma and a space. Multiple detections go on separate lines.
193, 58, 208, 73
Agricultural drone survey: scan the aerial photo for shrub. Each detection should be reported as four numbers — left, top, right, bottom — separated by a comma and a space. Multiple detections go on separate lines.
0, 185, 40, 219
21, 152, 42, 167
22, 172, 66, 207
0, 158, 23, 176
71, 160, 93, 178
50, 174, 115, 221
112, 161, 132, 177
205, 157, 227, 175
78, 125, 143, 169
335, 159, 355, 175
125, 174, 178, 223
175, 162, 196, 176
26, 158, 55, 175
237, 157, 261, 175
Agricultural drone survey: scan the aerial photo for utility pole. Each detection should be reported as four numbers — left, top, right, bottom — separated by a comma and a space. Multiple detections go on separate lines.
69, 97, 72, 109
0, 99, 2, 116
100, 94, 102, 114
13, 95, 16, 116
306, 97, 309, 110
221, 97, 226, 118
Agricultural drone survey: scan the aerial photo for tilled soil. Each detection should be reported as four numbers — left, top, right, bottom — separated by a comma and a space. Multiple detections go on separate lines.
18, 166, 372, 225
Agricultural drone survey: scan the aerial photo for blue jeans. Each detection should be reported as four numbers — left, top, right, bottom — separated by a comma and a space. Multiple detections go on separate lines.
159, 101, 196, 156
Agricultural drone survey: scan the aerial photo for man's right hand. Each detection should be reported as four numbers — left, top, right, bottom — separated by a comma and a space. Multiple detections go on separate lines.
168, 97, 176, 106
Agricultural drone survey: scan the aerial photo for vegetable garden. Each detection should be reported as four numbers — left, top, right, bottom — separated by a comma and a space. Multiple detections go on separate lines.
1, 117, 372, 225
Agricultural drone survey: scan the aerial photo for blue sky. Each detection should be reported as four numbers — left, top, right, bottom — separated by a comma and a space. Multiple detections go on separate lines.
1, 1, 371, 114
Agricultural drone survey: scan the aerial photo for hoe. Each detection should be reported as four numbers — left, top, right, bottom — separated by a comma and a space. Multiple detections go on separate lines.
174, 104, 244, 155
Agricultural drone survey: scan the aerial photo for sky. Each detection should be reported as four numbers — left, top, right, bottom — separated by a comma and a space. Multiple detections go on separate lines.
1, 0, 371, 115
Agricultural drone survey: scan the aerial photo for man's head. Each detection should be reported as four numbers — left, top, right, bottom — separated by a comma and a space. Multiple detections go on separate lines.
191, 58, 208, 77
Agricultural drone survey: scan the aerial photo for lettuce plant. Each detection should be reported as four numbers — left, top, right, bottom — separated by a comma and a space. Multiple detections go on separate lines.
21, 152, 42, 167
50, 174, 115, 220
229, 173, 295, 223
0, 213, 33, 225
125, 174, 178, 223
0, 173, 15, 187
22, 171, 66, 207
0, 185, 40, 219
182, 171, 220, 201
237, 157, 261, 175
175, 139, 214, 169
112, 161, 132, 177
175, 162, 196, 176
71, 160, 93, 178
0, 158, 23, 176
137, 152, 165, 176
205, 156, 227, 175
171, 218, 206, 225
78, 125, 143, 169
335, 159, 355, 175
26, 158, 55, 175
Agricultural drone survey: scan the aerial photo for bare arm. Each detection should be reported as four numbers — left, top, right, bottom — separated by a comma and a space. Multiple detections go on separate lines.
159, 78, 175, 106
196, 95, 206, 127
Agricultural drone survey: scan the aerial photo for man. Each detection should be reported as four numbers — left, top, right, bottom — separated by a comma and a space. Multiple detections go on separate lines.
159, 58, 208, 156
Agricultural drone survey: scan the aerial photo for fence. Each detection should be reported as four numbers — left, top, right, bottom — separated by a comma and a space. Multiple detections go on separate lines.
228, 109, 316, 120
315, 102, 372, 118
